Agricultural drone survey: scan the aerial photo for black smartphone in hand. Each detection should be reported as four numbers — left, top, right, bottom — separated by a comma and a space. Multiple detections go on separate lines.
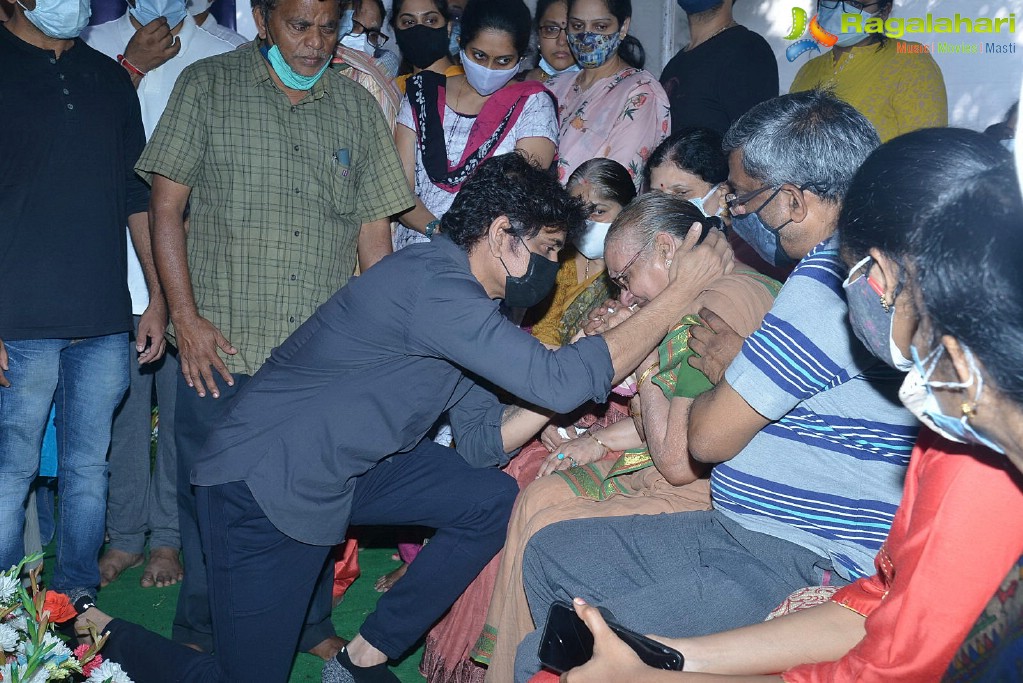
538, 600, 685, 674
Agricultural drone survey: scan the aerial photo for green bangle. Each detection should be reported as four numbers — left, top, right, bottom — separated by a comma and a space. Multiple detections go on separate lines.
425, 219, 441, 239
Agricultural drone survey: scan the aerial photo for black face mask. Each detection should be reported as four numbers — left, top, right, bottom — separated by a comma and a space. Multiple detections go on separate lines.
395, 24, 451, 69
501, 238, 560, 308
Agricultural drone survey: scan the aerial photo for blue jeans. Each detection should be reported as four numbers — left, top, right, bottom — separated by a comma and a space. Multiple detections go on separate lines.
0, 334, 129, 599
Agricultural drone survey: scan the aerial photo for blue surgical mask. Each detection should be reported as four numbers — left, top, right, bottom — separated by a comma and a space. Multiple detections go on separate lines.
261, 43, 330, 91
901, 345, 1006, 454
843, 256, 913, 372
729, 187, 796, 268
689, 183, 721, 218
539, 56, 580, 77
338, 8, 354, 38
448, 18, 461, 55
460, 50, 519, 96
816, 3, 873, 48
18, 0, 91, 38
130, 0, 188, 29
574, 220, 611, 260
1001, 138, 1015, 152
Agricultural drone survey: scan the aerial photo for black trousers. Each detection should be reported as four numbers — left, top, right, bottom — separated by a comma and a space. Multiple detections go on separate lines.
104, 439, 518, 682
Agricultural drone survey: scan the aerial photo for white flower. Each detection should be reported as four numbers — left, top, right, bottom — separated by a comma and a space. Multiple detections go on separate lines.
0, 573, 19, 607
7, 612, 29, 634
0, 622, 18, 651
42, 631, 74, 661
86, 660, 134, 683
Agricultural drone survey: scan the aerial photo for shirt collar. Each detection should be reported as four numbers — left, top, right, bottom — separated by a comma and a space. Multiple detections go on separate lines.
248, 39, 332, 101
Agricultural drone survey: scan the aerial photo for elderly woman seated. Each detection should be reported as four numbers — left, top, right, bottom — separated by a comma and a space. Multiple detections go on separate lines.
474, 192, 782, 681
546, 128, 1023, 683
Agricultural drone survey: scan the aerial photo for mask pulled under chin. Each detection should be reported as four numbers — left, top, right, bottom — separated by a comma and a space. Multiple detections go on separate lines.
261, 43, 330, 91
502, 240, 560, 308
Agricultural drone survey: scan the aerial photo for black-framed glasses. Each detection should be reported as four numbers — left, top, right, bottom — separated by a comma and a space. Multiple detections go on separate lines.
350, 19, 389, 48
818, 0, 881, 13
608, 237, 653, 290
723, 185, 776, 216
539, 24, 568, 40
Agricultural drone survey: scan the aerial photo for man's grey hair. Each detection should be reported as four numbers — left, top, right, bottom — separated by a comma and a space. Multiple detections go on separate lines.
722, 90, 881, 204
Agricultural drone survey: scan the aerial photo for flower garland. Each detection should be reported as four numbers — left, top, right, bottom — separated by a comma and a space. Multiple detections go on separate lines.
0, 555, 133, 683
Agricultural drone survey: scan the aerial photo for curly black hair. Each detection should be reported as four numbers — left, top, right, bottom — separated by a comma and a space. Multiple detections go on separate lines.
443, 153, 587, 251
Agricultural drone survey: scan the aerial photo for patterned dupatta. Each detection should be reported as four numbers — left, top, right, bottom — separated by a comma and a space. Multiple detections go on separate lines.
406, 71, 556, 193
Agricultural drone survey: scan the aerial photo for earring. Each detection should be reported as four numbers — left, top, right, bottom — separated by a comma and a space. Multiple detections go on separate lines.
879, 295, 891, 314
665, 258, 672, 268
962, 402, 977, 419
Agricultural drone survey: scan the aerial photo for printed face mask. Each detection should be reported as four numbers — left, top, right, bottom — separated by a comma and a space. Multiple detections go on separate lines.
900, 345, 1006, 454
460, 50, 519, 96
567, 30, 622, 69
501, 237, 560, 308
843, 256, 913, 371
19, 0, 91, 38
448, 18, 461, 55
130, 0, 188, 28
574, 220, 611, 260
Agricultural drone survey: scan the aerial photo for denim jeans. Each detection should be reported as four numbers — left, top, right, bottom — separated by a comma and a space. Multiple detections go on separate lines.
0, 334, 129, 599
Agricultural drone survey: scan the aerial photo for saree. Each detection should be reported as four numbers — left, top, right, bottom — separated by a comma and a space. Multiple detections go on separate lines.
529, 258, 611, 348
475, 268, 781, 682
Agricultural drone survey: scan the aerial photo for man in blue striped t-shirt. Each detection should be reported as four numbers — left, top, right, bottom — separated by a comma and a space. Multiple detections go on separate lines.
514, 92, 920, 682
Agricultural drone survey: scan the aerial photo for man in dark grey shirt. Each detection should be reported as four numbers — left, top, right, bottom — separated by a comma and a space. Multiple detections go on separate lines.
94, 153, 732, 682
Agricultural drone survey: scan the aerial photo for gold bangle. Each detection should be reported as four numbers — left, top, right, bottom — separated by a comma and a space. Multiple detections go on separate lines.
588, 431, 610, 452
636, 362, 659, 390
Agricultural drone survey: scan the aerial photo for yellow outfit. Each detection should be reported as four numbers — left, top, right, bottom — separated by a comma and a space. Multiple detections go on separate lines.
790, 39, 947, 143
530, 257, 606, 347
396, 64, 465, 94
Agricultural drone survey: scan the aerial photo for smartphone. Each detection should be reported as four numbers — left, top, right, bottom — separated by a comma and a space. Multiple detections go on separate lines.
538, 600, 685, 673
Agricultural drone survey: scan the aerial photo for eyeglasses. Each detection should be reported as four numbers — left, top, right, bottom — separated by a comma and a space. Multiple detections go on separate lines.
350, 19, 389, 48
539, 24, 567, 40
723, 185, 776, 217
818, 0, 881, 13
608, 237, 653, 290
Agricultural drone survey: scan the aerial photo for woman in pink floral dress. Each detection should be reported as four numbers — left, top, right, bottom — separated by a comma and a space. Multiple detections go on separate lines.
546, 0, 670, 188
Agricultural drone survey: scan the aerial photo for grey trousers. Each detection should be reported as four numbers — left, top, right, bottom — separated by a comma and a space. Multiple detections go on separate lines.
106, 317, 180, 554
514, 509, 844, 682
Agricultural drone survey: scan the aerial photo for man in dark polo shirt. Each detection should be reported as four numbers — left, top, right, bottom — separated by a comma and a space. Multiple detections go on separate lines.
0, 0, 155, 606
86, 153, 734, 682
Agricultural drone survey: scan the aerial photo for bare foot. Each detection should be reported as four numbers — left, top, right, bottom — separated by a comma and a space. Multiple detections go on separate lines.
140, 547, 183, 588
346, 634, 388, 667
98, 549, 144, 588
374, 563, 408, 593
308, 634, 346, 660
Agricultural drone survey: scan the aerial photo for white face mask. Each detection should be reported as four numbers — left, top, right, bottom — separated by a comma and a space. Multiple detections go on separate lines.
574, 220, 611, 260
340, 32, 372, 54
460, 50, 519, 96
688, 183, 721, 218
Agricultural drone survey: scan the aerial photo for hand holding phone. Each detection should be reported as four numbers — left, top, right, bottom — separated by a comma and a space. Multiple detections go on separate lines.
538, 600, 685, 674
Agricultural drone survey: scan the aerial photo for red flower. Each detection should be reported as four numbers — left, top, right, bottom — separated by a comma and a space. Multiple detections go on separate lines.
74, 645, 104, 676
43, 591, 77, 624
